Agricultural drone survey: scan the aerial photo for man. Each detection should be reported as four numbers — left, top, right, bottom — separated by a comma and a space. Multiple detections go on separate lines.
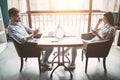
8, 7, 53, 70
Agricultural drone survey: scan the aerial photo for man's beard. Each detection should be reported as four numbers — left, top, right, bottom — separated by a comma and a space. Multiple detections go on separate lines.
16, 19, 21, 22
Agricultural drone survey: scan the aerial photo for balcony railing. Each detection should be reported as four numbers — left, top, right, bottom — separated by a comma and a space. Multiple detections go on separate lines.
21, 10, 104, 36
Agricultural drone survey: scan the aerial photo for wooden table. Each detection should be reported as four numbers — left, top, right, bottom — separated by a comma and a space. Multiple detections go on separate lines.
37, 36, 83, 79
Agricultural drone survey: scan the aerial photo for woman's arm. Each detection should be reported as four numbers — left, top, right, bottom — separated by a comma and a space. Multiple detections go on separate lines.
91, 29, 104, 40
94, 18, 102, 31
91, 18, 104, 40
105, 34, 113, 40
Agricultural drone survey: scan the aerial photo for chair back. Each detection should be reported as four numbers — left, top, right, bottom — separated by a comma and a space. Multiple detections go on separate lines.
86, 36, 114, 57
12, 39, 41, 57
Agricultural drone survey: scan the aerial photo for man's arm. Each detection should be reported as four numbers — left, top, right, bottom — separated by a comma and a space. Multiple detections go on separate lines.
91, 18, 104, 40
8, 26, 27, 44
25, 28, 39, 40
22, 23, 39, 40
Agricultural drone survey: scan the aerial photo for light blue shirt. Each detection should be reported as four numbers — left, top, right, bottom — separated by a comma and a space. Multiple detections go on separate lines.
8, 22, 37, 44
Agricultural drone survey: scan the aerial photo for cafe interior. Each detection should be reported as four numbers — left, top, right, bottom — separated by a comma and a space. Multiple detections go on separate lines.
0, 0, 120, 80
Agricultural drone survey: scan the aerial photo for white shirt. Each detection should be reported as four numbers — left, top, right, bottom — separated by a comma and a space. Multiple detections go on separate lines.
91, 24, 115, 42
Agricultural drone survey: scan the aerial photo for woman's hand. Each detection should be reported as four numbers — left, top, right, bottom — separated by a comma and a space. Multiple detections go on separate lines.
98, 18, 103, 23
91, 28, 97, 35
91, 28, 104, 40
94, 18, 103, 31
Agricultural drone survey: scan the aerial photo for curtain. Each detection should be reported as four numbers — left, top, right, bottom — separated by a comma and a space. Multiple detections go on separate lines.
0, 0, 9, 27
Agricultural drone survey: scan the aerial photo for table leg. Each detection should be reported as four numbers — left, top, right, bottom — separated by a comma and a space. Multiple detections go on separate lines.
50, 47, 60, 79
51, 48, 70, 66
50, 47, 73, 79
62, 47, 73, 79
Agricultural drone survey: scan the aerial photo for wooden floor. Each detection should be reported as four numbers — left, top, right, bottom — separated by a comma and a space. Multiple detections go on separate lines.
0, 41, 120, 80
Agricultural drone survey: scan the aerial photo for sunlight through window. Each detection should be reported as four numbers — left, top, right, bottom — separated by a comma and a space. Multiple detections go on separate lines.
52, 0, 89, 10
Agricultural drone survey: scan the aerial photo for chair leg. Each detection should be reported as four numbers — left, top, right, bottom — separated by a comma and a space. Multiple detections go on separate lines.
20, 58, 23, 72
51, 54, 58, 66
82, 50, 84, 61
53, 51, 58, 56
98, 58, 100, 62
25, 57, 27, 61
103, 58, 107, 73
65, 55, 70, 63
85, 58, 88, 73
38, 56, 41, 75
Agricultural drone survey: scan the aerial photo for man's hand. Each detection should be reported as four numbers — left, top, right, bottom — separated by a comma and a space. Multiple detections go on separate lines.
33, 28, 39, 36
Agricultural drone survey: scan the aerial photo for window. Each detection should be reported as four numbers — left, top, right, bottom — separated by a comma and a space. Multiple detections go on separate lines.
30, 0, 89, 11
8, 0, 119, 35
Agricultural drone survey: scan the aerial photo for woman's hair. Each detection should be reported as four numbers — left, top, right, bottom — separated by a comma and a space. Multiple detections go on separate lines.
8, 8, 19, 18
104, 12, 114, 26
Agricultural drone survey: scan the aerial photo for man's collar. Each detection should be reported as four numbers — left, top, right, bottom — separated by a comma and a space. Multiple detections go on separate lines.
10, 21, 20, 25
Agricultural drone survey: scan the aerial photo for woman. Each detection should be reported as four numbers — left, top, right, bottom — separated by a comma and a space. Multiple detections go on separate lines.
66, 12, 116, 70
90, 12, 115, 41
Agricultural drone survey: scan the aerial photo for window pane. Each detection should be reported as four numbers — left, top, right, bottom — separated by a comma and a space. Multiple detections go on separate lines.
8, 0, 27, 13
92, 0, 119, 12
30, 0, 89, 11
51, 0, 89, 10
30, 0, 49, 11
92, 0, 103, 10
19, 0, 27, 13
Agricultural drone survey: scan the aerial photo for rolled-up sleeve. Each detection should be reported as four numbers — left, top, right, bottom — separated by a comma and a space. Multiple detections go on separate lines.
108, 27, 116, 36
21, 23, 32, 34
8, 26, 27, 44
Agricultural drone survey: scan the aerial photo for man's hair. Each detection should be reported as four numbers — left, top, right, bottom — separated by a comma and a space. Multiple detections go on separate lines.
104, 12, 114, 26
8, 8, 19, 18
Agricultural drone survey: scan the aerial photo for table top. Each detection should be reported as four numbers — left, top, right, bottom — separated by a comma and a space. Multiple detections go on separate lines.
37, 36, 83, 47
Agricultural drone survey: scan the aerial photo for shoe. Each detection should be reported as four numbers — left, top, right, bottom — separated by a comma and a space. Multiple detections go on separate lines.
41, 62, 52, 71
64, 64, 75, 71
42, 62, 50, 68
41, 66, 48, 72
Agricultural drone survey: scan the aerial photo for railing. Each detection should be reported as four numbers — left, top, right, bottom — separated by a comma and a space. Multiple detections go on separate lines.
21, 10, 104, 36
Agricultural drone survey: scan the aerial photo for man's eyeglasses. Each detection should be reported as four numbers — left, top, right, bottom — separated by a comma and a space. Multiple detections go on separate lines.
14, 14, 20, 18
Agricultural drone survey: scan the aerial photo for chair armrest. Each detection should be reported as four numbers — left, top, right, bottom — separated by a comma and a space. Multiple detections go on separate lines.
89, 40, 111, 54
84, 39, 112, 57
82, 40, 110, 52
19, 42, 41, 56
22, 42, 39, 48
12, 38, 41, 57
87, 39, 109, 44
81, 32, 95, 40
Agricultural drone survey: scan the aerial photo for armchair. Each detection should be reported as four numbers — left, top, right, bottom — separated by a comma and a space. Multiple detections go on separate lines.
12, 39, 42, 74
81, 33, 114, 73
